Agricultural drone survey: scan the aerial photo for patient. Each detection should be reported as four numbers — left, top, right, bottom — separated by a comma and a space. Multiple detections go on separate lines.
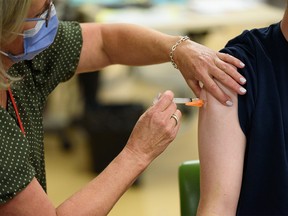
197, 1, 288, 215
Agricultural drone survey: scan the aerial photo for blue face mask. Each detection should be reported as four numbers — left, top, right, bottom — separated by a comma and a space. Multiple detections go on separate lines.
0, 4, 59, 63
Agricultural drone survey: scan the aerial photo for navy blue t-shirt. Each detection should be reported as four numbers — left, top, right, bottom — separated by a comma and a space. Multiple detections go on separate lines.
221, 23, 288, 215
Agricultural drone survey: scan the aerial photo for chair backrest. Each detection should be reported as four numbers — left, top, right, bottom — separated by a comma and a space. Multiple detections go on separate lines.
178, 160, 200, 216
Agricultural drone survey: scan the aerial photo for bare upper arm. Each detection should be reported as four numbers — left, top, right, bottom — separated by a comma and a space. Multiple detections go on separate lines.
0, 178, 56, 216
76, 23, 110, 73
197, 82, 246, 215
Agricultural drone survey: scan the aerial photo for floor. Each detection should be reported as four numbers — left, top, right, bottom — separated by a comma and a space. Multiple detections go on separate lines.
43, 20, 276, 215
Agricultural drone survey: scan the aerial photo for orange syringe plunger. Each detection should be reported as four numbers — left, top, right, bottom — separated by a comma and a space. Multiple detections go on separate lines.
185, 98, 205, 107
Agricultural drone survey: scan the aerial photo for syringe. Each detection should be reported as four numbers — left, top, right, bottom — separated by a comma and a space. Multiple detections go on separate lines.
173, 98, 204, 107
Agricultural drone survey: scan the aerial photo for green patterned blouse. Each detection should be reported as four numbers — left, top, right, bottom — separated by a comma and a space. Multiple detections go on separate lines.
0, 21, 83, 203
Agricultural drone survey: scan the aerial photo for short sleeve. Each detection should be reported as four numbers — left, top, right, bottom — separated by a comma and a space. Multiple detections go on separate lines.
30, 21, 83, 101
0, 110, 35, 204
220, 31, 259, 136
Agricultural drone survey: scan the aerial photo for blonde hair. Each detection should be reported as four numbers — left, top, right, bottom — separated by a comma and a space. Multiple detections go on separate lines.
0, 0, 32, 88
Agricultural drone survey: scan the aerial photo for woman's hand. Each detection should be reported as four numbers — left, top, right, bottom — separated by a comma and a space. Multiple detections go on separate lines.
175, 40, 246, 106
125, 90, 182, 165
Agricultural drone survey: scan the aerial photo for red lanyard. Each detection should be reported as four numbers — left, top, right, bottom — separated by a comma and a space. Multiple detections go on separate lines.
7, 87, 25, 136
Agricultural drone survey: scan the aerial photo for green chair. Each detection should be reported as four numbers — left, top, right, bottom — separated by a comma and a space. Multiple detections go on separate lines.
178, 160, 200, 216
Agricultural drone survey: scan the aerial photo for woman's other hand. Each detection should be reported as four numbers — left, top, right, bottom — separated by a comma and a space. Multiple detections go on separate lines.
175, 40, 246, 106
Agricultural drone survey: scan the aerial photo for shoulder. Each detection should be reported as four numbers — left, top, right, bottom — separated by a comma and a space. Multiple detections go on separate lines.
221, 23, 280, 60
50, 21, 83, 60
54, 21, 83, 45
26, 21, 84, 97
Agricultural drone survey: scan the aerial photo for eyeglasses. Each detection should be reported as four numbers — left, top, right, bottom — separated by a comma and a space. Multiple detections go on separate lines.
25, 0, 53, 28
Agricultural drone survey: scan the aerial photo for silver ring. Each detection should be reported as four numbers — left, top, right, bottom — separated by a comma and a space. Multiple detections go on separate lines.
170, 113, 179, 126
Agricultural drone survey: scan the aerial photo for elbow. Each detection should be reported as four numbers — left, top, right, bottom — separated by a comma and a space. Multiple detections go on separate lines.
197, 193, 239, 216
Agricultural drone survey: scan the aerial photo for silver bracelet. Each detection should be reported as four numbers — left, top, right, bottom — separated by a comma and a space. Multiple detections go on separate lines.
169, 36, 190, 69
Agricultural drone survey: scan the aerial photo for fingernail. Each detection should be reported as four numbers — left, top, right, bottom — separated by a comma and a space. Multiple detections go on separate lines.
240, 77, 246, 84
240, 62, 245, 67
226, 100, 233, 107
152, 92, 161, 105
240, 87, 247, 94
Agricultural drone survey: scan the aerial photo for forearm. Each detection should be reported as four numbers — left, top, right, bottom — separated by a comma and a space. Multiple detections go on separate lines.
77, 23, 181, 72
57, 147, 148, 216
100, 23, 179, 66
0, 147, 148, 216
